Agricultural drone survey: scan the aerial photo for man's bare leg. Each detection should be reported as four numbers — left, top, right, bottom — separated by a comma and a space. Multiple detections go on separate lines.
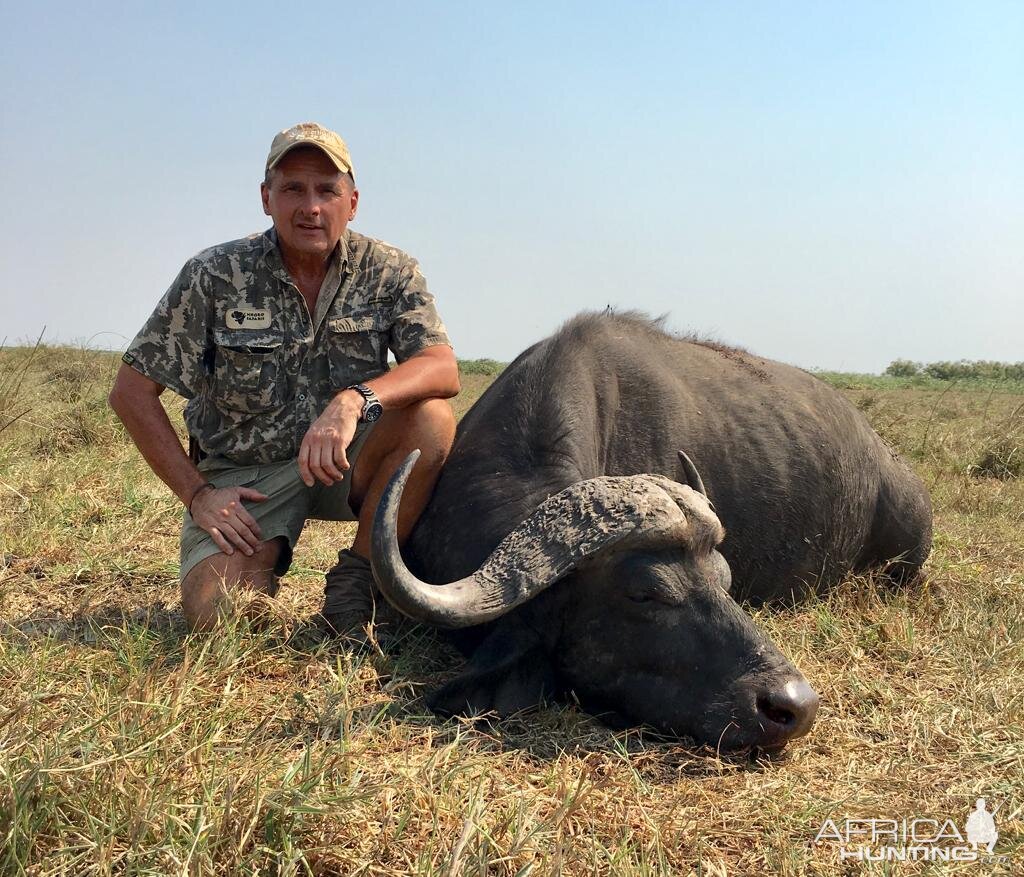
320, 398, 456, 632
350, 398, 457, 555
181, 536, 286, 631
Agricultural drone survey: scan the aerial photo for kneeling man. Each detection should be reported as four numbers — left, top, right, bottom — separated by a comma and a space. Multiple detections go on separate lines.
109, 122, 459, 633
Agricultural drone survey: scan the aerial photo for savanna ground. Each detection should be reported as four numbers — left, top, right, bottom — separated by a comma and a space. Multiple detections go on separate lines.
1, 344, 1022, 876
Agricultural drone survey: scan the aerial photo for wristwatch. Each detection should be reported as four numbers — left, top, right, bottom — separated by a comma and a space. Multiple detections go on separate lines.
346, 383, 384, 422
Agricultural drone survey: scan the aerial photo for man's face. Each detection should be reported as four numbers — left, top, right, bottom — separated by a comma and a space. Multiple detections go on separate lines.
261, 147, 359, 261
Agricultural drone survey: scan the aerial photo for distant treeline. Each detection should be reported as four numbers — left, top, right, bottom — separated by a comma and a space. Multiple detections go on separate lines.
885, 359, 1024, 382
457, 358, 506, 376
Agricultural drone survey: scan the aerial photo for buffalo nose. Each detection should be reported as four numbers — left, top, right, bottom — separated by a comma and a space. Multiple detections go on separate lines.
755, 678, 819, 745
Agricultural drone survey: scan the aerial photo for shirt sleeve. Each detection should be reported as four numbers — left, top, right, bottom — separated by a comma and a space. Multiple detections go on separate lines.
122, 258, 210, 399
388, 258, 453, 363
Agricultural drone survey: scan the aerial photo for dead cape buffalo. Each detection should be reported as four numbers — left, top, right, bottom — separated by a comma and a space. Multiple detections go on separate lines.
369, 312, 933, 751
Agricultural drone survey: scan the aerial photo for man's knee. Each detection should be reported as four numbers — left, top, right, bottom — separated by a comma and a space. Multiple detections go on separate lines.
412, 397, 456, 455
380, 398, 455, 460
350, 399, 455, 510
180, 539, 283, 632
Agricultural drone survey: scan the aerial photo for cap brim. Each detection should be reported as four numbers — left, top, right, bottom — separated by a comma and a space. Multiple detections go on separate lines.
266, 141, 352, 177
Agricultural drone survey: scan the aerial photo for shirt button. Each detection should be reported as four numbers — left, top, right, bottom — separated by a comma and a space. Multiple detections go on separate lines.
298, 393, 306, 400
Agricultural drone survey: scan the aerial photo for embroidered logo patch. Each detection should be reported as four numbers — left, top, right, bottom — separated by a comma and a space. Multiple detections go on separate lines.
226, 308, 271, 329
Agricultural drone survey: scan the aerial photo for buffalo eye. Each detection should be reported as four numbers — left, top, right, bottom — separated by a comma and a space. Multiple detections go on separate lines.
624, 586, 677, 606
617, 554, 676, 605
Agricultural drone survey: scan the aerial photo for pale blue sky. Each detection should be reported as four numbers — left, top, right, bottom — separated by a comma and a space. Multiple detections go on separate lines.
1, 1, 1021, 371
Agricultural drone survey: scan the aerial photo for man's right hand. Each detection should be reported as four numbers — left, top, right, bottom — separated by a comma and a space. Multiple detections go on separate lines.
109, 364, 271, 557
189, 485, 269, 556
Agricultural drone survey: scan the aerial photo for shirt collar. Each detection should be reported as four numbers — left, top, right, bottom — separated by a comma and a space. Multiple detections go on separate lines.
261, 227, 350, 282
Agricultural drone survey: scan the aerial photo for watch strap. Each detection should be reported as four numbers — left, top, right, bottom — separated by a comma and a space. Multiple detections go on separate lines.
346, 383, 381, 421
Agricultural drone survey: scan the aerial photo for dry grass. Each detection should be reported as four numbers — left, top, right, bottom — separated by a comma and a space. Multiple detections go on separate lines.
1, 347, 1022, 875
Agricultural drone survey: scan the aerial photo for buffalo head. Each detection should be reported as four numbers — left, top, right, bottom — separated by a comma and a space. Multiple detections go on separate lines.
371, 450, 818, 752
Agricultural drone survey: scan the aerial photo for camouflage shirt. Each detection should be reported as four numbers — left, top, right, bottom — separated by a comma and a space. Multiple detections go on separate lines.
123, 228, 452, 465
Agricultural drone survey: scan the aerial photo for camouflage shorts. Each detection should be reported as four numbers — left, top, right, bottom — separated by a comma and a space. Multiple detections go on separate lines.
179, 422, 376, 580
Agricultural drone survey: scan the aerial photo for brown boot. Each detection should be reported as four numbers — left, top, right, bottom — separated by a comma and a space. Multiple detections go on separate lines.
316, 549, 397, 636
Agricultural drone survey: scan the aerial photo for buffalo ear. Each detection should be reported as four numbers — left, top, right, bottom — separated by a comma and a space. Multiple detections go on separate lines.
427, 616, 557, 718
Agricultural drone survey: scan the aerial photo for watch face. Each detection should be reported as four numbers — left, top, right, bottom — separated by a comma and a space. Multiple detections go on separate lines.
364, 401, 384, 423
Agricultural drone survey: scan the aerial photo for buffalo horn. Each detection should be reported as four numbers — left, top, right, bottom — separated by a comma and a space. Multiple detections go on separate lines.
371, 450, 717, 629
677, 450, 709, 500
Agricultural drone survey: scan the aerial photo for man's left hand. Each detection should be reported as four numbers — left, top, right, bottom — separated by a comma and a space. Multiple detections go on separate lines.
298, 391, 363, 486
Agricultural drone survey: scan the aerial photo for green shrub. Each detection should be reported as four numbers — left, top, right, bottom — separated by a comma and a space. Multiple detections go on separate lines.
884, 359, 921, 378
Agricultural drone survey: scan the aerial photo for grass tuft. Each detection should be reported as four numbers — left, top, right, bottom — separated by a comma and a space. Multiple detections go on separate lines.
971, 440, 1022, 481
969, 404, 1023, 481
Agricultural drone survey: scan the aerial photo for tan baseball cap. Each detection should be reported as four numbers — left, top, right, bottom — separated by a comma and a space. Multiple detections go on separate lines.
265, 122, 355, 180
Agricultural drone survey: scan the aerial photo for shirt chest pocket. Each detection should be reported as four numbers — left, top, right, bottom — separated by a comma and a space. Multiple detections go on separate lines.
211, 328, 286, 412
327, 314, 389, 386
